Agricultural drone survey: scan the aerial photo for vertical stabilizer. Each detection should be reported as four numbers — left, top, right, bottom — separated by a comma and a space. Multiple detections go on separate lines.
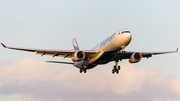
72, 38, 80, 51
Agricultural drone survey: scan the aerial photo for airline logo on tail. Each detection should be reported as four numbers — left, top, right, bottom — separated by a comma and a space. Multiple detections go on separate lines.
72, 38, 80, 51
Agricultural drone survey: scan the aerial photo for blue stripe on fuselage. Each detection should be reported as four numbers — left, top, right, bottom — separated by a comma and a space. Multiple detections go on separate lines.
85, 51, 117, 69
93, 51, 117, 64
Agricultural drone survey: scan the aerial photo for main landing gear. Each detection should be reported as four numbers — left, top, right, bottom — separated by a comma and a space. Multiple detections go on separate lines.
80, 65, 87, 73
112, 60, 121, 74
112, 65, 120, 74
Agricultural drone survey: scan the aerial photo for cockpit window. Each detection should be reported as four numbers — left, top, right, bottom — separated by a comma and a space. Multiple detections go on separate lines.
121, 31, 130, 34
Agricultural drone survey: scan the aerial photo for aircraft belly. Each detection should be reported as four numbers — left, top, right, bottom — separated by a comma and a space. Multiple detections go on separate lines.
92, 51, 116, 64
74, 51, 115, 69
74, 60, 97, 69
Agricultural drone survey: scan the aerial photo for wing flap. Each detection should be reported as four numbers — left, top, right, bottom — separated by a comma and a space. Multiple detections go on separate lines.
36, 52, 73, 58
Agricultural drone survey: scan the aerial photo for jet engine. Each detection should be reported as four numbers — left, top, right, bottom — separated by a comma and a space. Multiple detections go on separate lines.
129, 52, 142, 63
72, 51, 85, 62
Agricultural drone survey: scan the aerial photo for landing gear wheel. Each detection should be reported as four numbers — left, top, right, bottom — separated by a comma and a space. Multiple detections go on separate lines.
117, 66, 120, 70
116, 70, 119, 74
84, 69, 87, 73
112, 65, 120, 74
112, 69, 115, 74
80, 65, 87, 73
80, 69, 83, 73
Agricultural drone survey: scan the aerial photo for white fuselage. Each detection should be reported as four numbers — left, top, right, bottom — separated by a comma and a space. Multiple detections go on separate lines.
74, 30, 132, 69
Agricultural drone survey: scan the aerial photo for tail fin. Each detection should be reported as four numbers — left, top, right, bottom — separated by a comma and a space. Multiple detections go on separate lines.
72, 38, 80, 51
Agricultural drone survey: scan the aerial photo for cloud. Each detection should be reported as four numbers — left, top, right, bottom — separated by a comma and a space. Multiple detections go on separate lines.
0, 94, 42, 101
0, 56, 180, 101
152, 98, 179, 101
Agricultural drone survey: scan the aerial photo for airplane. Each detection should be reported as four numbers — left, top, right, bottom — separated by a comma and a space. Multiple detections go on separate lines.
1, 30, 178, 74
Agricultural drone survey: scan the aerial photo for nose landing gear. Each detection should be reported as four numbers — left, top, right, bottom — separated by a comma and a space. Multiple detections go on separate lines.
121, 46, 126, 54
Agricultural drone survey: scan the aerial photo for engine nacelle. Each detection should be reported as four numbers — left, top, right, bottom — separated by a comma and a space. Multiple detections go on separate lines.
129, 52, 142, 63
72, 51, 85, 62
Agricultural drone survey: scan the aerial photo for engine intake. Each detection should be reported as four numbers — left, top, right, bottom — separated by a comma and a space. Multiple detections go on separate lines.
72, 51, 85, 62
129, 52, 142, 63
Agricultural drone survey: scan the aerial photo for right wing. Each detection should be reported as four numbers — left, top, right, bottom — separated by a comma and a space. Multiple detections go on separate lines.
113, 48, 178, 60
1, 43, 100, 58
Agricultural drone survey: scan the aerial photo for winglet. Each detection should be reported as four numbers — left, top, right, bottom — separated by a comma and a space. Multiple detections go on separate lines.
176, 47, 179, 52
1, 43, 7, 48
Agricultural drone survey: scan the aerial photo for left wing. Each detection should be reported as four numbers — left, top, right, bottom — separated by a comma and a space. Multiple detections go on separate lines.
1, 43, 100, 58
113, 48, 179, 60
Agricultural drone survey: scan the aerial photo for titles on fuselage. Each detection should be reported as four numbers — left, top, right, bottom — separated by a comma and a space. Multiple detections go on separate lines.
100, 33, 116, 48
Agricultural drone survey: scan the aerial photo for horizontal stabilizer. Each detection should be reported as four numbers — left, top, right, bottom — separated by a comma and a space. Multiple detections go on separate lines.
46, 61, 74, 64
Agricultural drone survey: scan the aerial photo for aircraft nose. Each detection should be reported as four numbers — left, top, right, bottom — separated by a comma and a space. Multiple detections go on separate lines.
125, 33, 132, 42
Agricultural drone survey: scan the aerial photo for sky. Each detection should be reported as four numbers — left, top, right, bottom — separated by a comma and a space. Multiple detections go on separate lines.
0, 0, 180, 101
